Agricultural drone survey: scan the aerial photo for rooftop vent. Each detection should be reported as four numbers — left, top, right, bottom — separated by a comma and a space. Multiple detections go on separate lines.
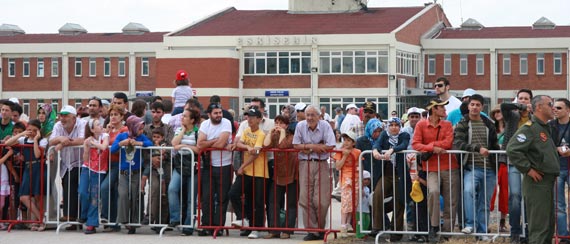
58, 23, 87, 35
460, 18, 484, 30
532, 17, 555, 29
0, 24, 25, 36
122, 22, 150, 35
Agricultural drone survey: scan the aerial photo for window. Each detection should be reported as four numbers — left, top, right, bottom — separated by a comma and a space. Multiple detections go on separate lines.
89, 57, 96, 77
37, 58, 44, 77
104, 58, 111, 77
476, 54, 484, 75
51, 58, 59, 77
8, 59, 15, 77
396, 51, 418, 76
460, 54, 468, 75
427, 54, 436, 75
23, 58, 30, 77
22, 100, 29, 116
75, 99, 82, 109
536, 53, 545, 75
75, 58, 82, 77
520, 54, 528, 75
118, 58, 126, 76
443, 54, 451, 75
554, 53, 562, 75
141, 57, 149, 76
244, 51, 310, 75
319, 50, 389, 74
503, 54, 511, 75
52, 99, 59, 113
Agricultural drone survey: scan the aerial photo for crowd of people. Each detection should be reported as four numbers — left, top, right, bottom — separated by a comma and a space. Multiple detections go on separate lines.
0, 73, 567, 244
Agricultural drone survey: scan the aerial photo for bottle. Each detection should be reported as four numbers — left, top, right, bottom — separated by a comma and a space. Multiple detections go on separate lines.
562, 138, 568, 152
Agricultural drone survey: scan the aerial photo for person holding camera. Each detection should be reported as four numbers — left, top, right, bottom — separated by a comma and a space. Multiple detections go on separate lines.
412, 98, 458, 243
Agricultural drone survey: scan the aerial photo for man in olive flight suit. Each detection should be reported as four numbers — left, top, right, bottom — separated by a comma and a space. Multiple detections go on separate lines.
507, 95, 559, 244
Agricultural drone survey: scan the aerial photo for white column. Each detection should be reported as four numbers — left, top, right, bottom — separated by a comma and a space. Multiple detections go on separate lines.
0, 53, 3, 99
311, 44, 318, 105
128, 52, 136, 97
237, 46, 244, 113
388, 44, 397, 113
567, 48, 570, 99
62, 52, 69, 106
490, 48, 497, 105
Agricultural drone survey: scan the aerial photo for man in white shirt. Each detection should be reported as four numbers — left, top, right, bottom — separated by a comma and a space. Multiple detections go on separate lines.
434, 77, 462, 113
340, 103, 362, 134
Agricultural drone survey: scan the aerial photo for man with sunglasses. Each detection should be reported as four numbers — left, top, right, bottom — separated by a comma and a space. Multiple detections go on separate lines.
83, 96, 105, 126
507, 95, 558, 244
549, 98, 570, 242
434, 77, 461, 114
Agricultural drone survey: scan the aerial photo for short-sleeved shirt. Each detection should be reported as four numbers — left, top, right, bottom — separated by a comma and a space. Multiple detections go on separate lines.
82, 133, 110, 173
241, 128, 267, 178
293, 120, 337, 160
199, 118, 232, 167
49, 119, 87, 176
0, 121, 14, 141
172, 86, 193, 108
15, 137, 48, 162
333, 148, 361, 185
174, 126, 198, 155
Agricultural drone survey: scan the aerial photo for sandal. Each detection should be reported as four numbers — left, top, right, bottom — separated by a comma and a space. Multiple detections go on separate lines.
30, 224, 40, 231
36, 224, 46, 232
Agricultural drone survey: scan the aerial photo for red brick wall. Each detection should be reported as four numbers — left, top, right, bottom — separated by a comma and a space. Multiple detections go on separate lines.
243, 76, 310, 89
156, 58, 239, 89
396, 5, 451, 45
424, 54, 491, 90
135, 57, 157, 91
318, 75, 388, 88
2, 58, 62, 91
69, 57, 130, 91
498, 53, 567, 90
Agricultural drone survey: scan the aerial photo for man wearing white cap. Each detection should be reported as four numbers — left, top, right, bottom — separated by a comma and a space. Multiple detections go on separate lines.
49, 105, 87, 228
340, 103, 362, 136
294, 102, 307, 121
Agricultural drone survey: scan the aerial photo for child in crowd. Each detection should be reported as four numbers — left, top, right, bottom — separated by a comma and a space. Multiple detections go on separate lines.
334, 130, 361, 237
5, 120, 48, 231
171, 70, 193, 116
79, 118, 109, 234
355, 170, 371, 239
0, 144, 14, 230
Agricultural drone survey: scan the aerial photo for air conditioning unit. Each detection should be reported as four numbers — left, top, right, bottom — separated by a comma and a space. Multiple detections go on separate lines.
398, 78, 407, 96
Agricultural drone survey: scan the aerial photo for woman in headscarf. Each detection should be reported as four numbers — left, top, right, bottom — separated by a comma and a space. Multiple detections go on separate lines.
110, 116, 152, 234
37, 103, 56, 138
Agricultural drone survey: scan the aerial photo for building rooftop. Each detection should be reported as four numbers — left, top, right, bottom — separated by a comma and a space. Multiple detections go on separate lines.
436, 26, 570, 39
171, 6, 426, 36
0, 31, 167, 43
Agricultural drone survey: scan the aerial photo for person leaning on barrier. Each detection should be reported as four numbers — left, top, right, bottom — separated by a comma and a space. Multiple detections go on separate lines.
371, 117, 410, 242
507, 95, 558, 244
412, 98, 458, 243
453, 94, 499, 239
356, 118, 385, 191
292, 105, 336, 241
110, 116, 153, 234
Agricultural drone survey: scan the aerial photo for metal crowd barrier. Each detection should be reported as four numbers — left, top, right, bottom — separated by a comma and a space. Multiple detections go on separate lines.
358, 149, 530, 243
0, 144, 46, 232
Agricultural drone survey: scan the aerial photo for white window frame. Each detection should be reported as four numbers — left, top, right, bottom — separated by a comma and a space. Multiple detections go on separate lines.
22, 100, 30, 116
396, 51, 418, 76
476, 54, 484, 75
52, 99, 59, 113
75, 58, 82, 77
141, 57, 149, 76
104, 58, 111, 77
503, 54, 511, 75
37, 58, 44, 77
460, 54, 468, 75
118, 58, 126, 77
536, 53, 545, 75
23, 58, 30, 77
443, 54, 451, 75
8, 59, 15, 77
427, 54, 436, 75
51, 58, 59, 77
520, 54, 528, 75
245, 51, 312, 75
554, 53, 562, 75
89, 57, 96, 77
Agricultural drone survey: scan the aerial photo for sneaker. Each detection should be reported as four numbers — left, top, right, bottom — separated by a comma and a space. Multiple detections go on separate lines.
479, 236, 492, 242
461, 226, 473, 234
231, 219, 249, 228
84, 226, 96, 235
100, 218, 109, 224
248, 231, 259, 239
303, 233, 322, 241
510, 234, 520, 244
340, 225, 348, 238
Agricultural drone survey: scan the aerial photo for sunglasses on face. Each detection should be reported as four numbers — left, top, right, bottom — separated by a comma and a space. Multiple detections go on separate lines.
555, 106, 564, 110
208, 103, 222, 110
434, 83, 445, 88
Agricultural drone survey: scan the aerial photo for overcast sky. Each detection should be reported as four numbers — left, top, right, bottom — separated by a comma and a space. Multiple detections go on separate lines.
2, 0, 568, 34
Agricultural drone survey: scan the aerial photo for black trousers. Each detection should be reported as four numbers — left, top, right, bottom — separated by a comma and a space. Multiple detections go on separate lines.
62, 167, 80, 219
229, 174, 266, 228
200, 165, 232, 227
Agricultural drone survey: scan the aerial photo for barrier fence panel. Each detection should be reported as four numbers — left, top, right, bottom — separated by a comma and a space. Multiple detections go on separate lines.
0, 144, 46, 232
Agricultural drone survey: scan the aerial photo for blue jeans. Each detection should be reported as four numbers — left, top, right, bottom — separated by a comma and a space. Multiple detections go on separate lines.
557, 169, 570, 236
79, 169, 105, 227
508, 164, 523, 236
168, 170, 194, 227
463, 167, 496, 233
101, 163, 119, 222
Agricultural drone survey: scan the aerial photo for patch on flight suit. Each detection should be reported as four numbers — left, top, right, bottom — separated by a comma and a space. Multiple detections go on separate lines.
516, 133, 527, 143
540, 132, 547, 142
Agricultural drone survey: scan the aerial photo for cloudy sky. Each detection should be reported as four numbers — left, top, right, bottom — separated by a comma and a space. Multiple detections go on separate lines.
1, 0, 568, 33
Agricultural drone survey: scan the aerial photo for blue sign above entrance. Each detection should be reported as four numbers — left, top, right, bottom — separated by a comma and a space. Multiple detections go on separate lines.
265, 90, 289, 97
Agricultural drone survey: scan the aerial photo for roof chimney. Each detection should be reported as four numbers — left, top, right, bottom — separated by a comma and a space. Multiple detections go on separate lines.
460, 18, 484, 30
122, 22, 150, 35
532, 17, 555, 29
58, 23, 87, 35
0, 24, 25, 36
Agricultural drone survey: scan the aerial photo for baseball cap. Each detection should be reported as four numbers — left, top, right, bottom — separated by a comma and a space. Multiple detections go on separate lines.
346, 103, 358, 111
462, 88, 477, 99
9, 97, 19, 104
426, 98, 449, 110
294, 102, 307, 112
246, 107, 262, 118
407, 107, 422, 116
362, 170, 371, 179
410, 180, 424, 203
176, 70, 188, 80
59, 105, 77, 116
341, 130, 358, 142
101, 99, 110, 106
363, 101, 376, 113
